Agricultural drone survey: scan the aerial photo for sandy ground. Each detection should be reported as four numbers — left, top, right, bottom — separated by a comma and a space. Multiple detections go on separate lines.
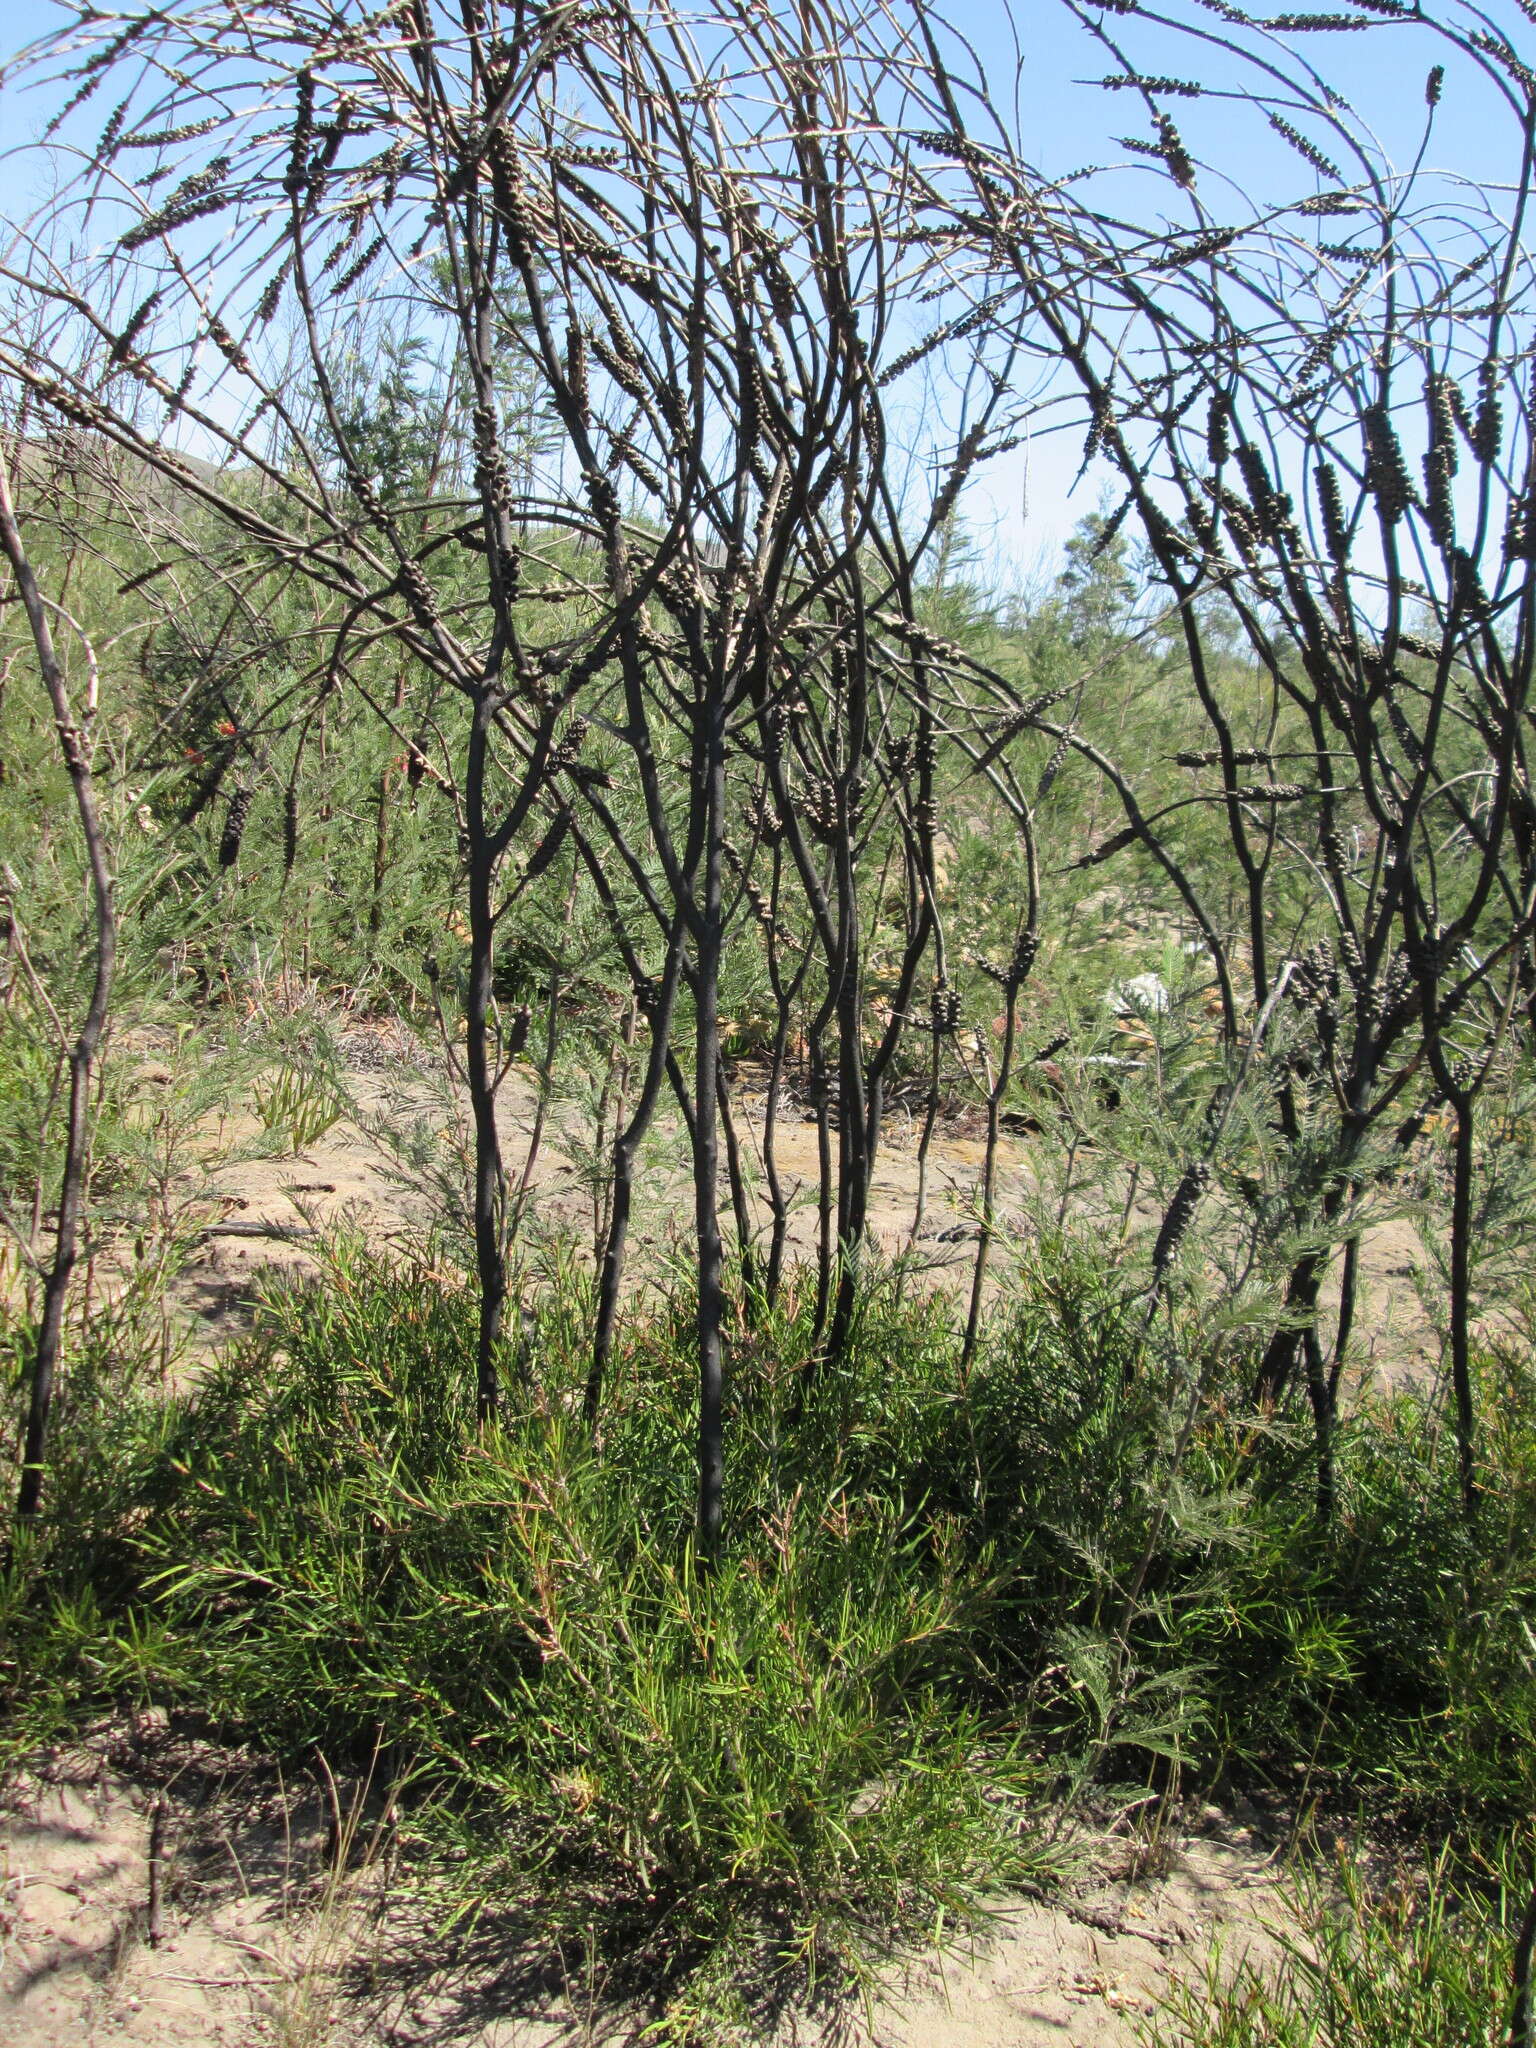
167, 1018, 1438, 1393
3, 1024, 1426, 2046
0, 1724, 1294, 2048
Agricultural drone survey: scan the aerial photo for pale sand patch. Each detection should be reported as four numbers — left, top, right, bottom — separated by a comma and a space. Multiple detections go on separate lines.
1, 1729, 1293, 2048
159, 1040, 1441, 1396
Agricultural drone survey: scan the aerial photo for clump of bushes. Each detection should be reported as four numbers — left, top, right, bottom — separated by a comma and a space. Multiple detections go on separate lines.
4, 1239, 1535, 2035
1146, 1833, 1536, 2048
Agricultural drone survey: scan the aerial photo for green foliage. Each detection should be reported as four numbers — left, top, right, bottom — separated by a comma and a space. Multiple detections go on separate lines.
1144, 1834, 1536, 2048
0, 1287, 189, 1757
251, 1063, 347, 1151
329, 332, 442, 506
3, 414, 1535, 2048
4, 1238, 1536, 2030
0, 1253, 1060, 2026
0, 1004, 66, 1215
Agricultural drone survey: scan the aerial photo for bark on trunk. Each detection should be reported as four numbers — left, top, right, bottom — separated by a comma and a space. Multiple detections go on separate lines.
1, 465, 116, 1526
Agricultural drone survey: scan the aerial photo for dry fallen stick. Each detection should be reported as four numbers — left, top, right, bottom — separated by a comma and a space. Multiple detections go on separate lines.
193, 1222, 320, 1243
1015, 1880, 1177, 1954
146, 1793, 167, 1948
162, 1972, 281, 1988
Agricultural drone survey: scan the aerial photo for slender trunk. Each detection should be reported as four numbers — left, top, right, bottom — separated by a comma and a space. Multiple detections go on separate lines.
694, 702, 727, 1555
592, 1000, 637, 1267
506, 974, 558, 1246
563, 803, 700, 1407
763, 952, 818, 1312
1449, 1100, 1478, 1517
587, 927, 687, 1424
508, 860, 578, 1247
716, 1069, 755, 1304
367, 671, 409, 945
464, 695, 510, 1423
589, 1154, 634, 1426
1251, 1246, 1336, 1518
827, 957, 868, 1364
1056, 1132, 1080, 1231
1302, 1324, 1335, 1523
907, 1019, 943, 1263
964, 982, 1021, 1371
762, 1006, 791, 1308
1, 465, 116, 1526
1328, 1235, 1360, 1406
809, 1024, 834, 1350
1119, 1162, 1141, 1242
760, 849, 798, 1310
1253, 1251, 1325, 1407
1510, 1859, 1536, 2048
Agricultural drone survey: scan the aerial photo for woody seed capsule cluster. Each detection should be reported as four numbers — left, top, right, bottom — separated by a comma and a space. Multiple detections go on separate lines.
219, 786, 253, 868
1036, 730, 1072, 802
1151, 1161, 1211, 1276
1363, 404, 1414, 524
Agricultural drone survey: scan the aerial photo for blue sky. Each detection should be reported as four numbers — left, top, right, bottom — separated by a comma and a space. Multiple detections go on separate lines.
2, 0, 1514, 179
2, 0, 1529, 577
